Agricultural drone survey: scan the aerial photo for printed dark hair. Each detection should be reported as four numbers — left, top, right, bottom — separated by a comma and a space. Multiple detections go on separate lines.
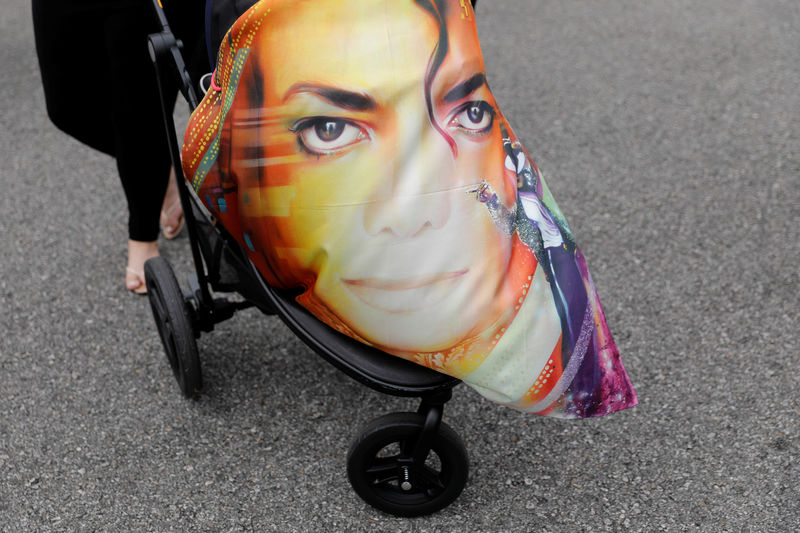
413, 0, 458, 154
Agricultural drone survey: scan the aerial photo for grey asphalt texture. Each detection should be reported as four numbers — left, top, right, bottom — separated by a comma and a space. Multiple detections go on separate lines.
2, 0, 798, 531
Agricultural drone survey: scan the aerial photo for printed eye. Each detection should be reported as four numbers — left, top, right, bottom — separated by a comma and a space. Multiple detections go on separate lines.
449, 101, 495, 135
294, 118, 367, 155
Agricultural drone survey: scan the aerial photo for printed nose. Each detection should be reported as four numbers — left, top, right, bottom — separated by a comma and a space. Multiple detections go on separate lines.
363, 126, 453, 238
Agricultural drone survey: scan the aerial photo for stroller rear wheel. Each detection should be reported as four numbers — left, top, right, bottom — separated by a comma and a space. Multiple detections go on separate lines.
347, 412, 468, 517
144, 257, 202, 398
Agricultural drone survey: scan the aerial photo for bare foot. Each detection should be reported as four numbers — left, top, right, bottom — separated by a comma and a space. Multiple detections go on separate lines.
126, 239, 159, 294
160, 168, 184, 239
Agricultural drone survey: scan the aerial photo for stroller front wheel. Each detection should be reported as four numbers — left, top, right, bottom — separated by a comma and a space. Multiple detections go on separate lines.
144, 257, 202, 398
347, 412, 468, 517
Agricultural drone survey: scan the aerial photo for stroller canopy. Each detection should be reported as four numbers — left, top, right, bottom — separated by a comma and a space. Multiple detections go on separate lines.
183, 0, 636, 418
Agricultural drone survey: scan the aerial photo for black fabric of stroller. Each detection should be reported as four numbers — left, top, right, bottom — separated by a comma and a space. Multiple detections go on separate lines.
205, 0, 259, 69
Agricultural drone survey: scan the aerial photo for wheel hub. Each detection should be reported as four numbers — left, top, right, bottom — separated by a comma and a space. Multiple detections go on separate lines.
400, 466, 412, 491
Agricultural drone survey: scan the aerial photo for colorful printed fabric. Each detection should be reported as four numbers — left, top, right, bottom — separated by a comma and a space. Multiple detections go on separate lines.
181, 0, 637, 418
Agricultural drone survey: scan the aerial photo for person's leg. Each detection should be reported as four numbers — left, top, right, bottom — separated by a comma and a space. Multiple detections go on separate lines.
125, 240, 159, 293
159, 0, 207, 241
106, 3, 204, 292
156, 3, 208, 242
104, 8, 176, 292
160, 168, 184, 239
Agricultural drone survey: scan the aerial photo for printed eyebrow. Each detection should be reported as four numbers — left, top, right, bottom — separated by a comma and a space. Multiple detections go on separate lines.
443, 73, 487, 103
283, 83, 377, 111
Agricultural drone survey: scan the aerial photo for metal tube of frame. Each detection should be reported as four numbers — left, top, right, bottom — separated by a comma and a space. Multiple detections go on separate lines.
147, 32, 215, 323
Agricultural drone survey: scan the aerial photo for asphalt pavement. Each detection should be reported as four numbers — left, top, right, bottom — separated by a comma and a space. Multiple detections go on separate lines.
2, 0, 798, 531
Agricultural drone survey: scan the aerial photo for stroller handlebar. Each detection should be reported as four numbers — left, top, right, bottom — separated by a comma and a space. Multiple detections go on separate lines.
147, 0, 199, 109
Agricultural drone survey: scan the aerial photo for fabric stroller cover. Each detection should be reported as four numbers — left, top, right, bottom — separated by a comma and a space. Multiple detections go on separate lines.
181, 0, 637, 418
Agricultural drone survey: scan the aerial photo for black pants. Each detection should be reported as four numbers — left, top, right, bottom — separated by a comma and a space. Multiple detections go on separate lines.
33, 0, 205, 241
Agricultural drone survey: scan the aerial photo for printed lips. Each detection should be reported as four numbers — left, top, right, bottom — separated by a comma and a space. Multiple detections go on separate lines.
341, 270, 468, 313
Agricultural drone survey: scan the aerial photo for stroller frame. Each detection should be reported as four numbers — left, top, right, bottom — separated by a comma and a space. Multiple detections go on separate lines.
143, 0, 475, 517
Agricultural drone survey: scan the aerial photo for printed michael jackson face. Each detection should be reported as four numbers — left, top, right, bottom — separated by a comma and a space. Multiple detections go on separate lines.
232, 0, 519, 353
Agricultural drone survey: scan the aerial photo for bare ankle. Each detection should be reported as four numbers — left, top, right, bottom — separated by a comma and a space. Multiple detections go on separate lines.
127, 240, 159, 271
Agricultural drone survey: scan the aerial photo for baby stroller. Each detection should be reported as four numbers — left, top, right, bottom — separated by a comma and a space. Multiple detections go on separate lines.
143, 0, 480, 518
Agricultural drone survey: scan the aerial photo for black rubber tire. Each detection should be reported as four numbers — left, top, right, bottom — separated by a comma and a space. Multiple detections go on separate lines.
347, 412, 468, 517
144, 256, 202, 398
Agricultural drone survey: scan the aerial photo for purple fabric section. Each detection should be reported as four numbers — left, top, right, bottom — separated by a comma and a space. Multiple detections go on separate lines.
562, 250, 638, 418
